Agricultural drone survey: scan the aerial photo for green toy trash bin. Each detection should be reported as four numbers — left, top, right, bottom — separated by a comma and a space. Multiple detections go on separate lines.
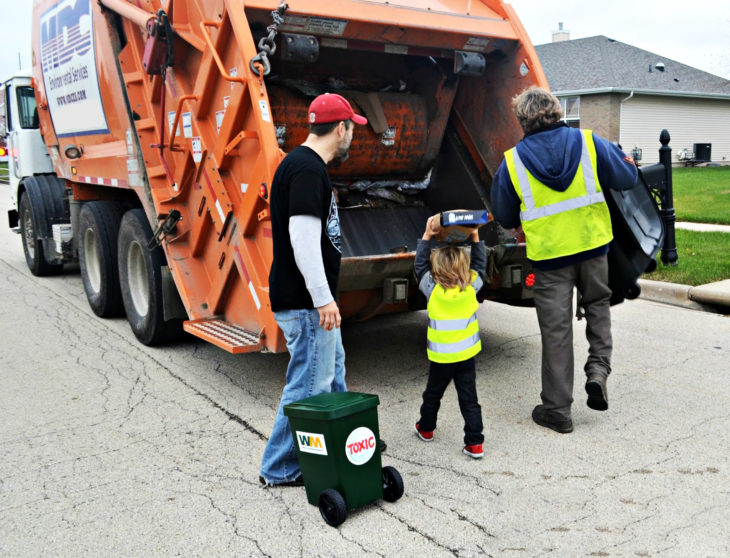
284, 391, 404, 527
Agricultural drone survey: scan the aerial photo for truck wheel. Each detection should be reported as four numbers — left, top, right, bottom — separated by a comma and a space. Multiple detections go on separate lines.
118, 209, 182, 345
318, 488, 347, 527
79, 202, 124, 317
19, 193, 63, 276
382, 466, 404, 502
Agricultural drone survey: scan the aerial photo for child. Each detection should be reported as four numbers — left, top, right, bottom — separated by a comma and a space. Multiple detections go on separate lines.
414, 215, 486, 458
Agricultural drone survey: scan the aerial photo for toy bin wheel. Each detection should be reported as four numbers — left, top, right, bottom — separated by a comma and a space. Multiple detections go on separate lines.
382, 466, 404, 502
624, 281, 641, 300
318, 488, 347, 527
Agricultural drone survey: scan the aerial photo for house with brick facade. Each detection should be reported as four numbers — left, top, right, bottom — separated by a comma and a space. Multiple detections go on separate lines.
535, 35, 730, 165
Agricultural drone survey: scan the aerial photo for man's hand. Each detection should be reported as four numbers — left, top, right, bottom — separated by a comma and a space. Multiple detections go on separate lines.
317, 300, 341, 330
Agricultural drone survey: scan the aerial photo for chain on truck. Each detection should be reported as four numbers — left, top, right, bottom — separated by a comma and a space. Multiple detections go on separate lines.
5, 0, 544, 353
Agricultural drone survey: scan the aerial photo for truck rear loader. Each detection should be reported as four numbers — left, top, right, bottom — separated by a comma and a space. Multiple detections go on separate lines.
10, 0, 545, 353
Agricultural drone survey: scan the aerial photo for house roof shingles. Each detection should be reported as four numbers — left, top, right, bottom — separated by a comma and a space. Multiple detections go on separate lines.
535, 36, 730, 98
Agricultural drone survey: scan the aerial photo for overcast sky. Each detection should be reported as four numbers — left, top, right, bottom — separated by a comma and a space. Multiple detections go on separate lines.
1, 1, 728, 80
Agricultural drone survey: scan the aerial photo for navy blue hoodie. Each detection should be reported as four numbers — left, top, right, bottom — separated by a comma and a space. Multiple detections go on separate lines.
491, 122, 638, 270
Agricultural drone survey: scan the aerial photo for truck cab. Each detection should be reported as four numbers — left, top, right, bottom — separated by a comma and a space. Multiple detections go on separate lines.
1, 69, 54, 226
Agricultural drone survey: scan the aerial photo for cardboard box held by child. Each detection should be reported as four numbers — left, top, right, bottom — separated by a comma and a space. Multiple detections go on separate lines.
431, 210, 490, 243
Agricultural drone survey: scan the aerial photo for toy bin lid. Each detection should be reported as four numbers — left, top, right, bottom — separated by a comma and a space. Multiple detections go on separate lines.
284, 391, 379, 420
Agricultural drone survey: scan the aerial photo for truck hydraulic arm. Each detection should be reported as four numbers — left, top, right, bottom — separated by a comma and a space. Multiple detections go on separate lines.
98, 0, 156, 29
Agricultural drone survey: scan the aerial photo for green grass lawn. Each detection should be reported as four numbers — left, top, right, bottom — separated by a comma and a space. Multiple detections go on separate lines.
644, 229, 730, 286
671, 166, 730, 224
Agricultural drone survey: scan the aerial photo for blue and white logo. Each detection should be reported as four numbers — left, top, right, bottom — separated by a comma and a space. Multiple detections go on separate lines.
40, 0, 108, 137
40, 0, 92, 72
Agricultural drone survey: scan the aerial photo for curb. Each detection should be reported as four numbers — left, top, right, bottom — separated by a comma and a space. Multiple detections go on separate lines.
638, 279, 727, 313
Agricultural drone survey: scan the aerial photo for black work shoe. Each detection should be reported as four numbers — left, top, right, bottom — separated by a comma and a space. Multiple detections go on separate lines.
532, 405, 573, 434
585, 373, 608, 411
259, 474, 304, 487
379, 439, 387, 454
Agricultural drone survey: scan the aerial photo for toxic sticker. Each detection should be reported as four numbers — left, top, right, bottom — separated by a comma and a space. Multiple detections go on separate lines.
296, 431, 327, 456
345, 427, 376, 466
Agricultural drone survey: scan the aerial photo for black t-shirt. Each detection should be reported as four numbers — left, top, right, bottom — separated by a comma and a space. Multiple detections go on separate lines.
268, 146, 342, 311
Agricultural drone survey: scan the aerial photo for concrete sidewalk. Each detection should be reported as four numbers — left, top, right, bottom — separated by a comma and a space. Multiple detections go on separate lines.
639, 221, 730, 312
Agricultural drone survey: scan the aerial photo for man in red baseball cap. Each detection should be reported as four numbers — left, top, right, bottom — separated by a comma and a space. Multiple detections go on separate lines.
261, 93, 368, 486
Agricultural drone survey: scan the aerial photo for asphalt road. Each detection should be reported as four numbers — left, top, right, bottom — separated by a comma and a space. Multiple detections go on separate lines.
1, 193, 728, 557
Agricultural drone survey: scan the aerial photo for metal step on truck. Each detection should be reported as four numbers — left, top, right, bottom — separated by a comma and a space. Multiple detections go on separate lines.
9, 0, 545, 354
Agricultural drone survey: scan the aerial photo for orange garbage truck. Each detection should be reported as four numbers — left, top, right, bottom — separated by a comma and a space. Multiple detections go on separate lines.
18, 0, 546, 353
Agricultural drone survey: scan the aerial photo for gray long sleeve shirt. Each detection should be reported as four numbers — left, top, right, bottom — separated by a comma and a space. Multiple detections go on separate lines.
415, 239, 487, 299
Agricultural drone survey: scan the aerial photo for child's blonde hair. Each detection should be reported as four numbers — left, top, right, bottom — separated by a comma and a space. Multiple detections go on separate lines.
430, 245, 471, 290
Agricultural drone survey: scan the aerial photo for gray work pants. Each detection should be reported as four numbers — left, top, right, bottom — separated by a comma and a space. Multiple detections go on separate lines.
532, 254, 612, 419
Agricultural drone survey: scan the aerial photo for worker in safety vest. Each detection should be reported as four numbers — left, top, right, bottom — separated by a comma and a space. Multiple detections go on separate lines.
491, 87, 637, 434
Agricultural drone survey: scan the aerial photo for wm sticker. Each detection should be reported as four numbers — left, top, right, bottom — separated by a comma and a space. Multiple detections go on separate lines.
296, 431, 328, 456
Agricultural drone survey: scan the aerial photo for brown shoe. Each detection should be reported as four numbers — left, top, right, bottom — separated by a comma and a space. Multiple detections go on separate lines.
585, 373, 608, 411
532, 405, 573, 434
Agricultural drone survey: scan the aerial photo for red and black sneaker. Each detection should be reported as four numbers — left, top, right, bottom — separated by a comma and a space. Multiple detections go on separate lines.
463, 444, 484, 459
414, 422, 434, 442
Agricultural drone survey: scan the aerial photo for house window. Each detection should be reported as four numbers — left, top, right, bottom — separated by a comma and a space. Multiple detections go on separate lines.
560, 96, 580, 128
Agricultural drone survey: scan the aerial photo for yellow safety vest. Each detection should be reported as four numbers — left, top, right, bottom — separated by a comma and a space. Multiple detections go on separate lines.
503, 129, 613, 261
426, 271, 481, 363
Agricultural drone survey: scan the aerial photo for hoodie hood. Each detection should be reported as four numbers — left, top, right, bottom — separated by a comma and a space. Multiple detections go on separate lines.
515, 123, 583, 191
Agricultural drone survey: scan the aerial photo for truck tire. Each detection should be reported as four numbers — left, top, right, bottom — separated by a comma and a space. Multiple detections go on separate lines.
19, 192, 63, 276
78, 201, 124, 317
118, 209, 182, 345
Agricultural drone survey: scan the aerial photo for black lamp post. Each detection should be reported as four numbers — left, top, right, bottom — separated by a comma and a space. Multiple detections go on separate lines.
658, 130, 678, 266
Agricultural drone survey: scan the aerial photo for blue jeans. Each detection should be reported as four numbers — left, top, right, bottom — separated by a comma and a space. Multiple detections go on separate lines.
260, 308, 346, 484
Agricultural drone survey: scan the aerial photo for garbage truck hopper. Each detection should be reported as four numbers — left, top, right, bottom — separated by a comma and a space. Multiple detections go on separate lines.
28, 0, 545, 353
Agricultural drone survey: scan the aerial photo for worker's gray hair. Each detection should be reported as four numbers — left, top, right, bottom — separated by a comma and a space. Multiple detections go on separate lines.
512, 86, 563, 133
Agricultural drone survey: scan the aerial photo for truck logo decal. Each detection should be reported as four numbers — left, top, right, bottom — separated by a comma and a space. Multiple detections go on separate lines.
40, 0, 109, 137
296, 431, 327, 456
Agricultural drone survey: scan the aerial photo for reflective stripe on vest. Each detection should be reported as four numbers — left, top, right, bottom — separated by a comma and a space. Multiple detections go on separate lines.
513, 130, 605, 222
427, 332, 481, 355
428, 312, 477, 331
504, 129, 613, 261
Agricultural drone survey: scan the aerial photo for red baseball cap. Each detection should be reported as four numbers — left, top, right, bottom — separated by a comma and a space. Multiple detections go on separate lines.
308, 93, 368, 126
